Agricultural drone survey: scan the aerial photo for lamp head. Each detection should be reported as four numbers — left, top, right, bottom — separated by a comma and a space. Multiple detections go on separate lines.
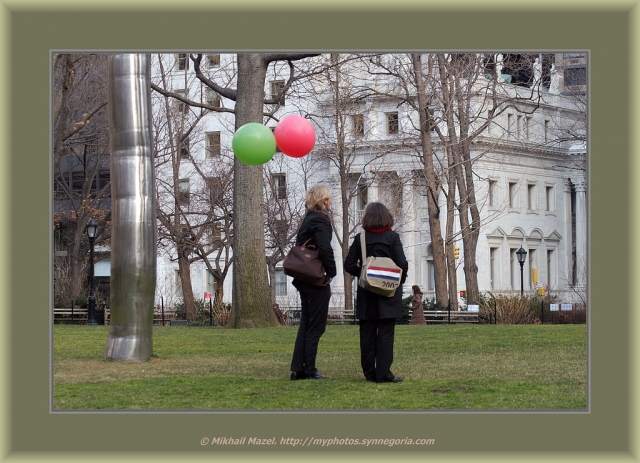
86, 219, 98, 239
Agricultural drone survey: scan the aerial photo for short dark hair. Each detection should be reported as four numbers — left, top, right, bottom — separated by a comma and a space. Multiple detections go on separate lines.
361, 202, 394, 229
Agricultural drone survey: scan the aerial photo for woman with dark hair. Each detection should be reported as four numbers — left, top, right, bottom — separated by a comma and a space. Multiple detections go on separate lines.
409, 285, 426, 325
289, 184, 337, 380
344, 202, 408, 383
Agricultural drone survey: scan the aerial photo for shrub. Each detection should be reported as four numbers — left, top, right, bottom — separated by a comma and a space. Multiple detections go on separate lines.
174, 300, 232, 326
479, 293, 539, 324
73, 296, 88, 309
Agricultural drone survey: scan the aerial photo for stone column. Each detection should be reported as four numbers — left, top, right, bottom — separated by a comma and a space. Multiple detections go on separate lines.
563, 179, 574, 286
574, 176, 587, 286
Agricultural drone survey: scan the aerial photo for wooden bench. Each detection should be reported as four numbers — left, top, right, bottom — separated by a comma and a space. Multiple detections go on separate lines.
410, 309, 479, 324
53, 307, 88, 323
328, 308, 356, 324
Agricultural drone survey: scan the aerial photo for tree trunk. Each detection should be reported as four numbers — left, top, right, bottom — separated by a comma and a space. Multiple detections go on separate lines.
230, 54, 278, 328
412, 54, 448, 307
445, 146, 458, 310
448, 59, 480, 304
340, 185, 354, 317
178, 251, 196, 320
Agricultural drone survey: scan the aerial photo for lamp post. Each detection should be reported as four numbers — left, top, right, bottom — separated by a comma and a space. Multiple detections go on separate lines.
86, 219, 98, 326
516, 246, 527, 297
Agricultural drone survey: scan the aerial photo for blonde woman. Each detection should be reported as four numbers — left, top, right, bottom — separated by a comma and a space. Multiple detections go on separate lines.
290, 184, 337, 380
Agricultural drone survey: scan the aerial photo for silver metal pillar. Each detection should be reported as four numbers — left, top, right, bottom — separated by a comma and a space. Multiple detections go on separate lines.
105, 54, 156, 361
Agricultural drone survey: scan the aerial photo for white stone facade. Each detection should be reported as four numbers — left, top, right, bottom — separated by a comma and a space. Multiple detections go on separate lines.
150, 53, 587, 313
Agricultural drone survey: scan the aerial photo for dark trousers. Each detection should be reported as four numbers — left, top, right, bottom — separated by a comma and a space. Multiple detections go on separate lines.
359, 318, 396, 382
290, 284, 331, 375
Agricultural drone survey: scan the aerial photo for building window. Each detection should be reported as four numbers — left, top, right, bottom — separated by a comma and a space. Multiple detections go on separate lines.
544, 120, 550, 142
356, 181, 368, 212
97, 170, 110, 192
274, 219, 288, 247
563, 53, 586, 59
352, 114, 364, 138
207, 177, 223, 205
517, 115, 524, 139
386, 112, 399, 135
564, 66, 587, 86
271, 173, 287, 200
176, 53, 189, 71
547, 249, 555, 289
510, 248, 517, 289
174, 269, 183, 298
205, 131, 221, 158
488, 179, 497, 207
71, 171, 84, 193
507, 113, 515, 139
173, 89, 188, 115
275, 269, 288, 296
178, 178, 190, 205
529, 248, 538, 289
205, 88, 221, 107
508, 182, 518, 208
490, 247, 498, 289
179, 137, 190, 159
206, 54, 220, 68
206, 270, 216, 295
270, 80, 285, 105
427, 260, 435, 291
527, 183, 537, 211
546, 185, 555, 212
209, 222, 222, 244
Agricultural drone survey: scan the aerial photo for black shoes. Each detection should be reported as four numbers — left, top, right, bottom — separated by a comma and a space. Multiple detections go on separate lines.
290, 371, 327, 380
376, 376, 403, 383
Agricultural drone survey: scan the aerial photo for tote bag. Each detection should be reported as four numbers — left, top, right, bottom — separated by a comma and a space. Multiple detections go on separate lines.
283, 238, 326, 286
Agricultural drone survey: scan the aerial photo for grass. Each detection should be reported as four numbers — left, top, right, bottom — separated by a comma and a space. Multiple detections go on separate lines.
53, 324, 587, 411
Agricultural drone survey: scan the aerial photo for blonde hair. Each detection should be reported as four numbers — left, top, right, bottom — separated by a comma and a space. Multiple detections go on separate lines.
305, 184, 331, 211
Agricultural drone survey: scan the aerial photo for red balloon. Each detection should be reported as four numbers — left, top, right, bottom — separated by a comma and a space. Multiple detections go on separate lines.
274, 115, 316, 158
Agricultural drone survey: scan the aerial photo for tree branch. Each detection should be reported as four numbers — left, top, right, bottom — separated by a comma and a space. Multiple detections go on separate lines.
191, 54, 238, 101
150, 83, 236, 115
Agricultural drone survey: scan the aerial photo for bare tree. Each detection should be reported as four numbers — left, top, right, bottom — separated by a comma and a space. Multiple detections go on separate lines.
53, 53, 111, 306
263, 154, 308, 304
293, 54, 399, 314
432, 53, 547, 304
195, 53, 320, 328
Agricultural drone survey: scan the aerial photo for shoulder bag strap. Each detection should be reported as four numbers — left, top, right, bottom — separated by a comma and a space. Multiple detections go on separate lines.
360, 232, 367, 266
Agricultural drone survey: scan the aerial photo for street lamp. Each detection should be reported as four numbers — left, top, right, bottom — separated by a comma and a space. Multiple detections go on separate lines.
516, 246, 527, 296
86, 219, 98, 326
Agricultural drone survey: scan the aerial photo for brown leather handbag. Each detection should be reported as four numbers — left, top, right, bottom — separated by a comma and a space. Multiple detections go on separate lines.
283, 238, 326, 286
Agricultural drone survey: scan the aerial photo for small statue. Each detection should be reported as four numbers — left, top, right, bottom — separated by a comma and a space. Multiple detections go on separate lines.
549, 63, 561, 94
495, 53, 504, 79
532, 57, 542, 88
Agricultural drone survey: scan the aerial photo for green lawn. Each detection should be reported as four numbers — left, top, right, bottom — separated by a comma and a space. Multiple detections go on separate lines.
53, 324, 587, 410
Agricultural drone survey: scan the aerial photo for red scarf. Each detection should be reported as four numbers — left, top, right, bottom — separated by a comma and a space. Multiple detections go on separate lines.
364, 227, 392, 233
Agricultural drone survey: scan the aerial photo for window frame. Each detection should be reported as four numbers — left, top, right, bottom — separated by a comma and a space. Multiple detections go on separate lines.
205, 131, 221, 158
386, 111, 399, 135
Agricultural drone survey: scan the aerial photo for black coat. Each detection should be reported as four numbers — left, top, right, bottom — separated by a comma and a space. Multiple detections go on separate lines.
292, 210, 337, 290
344, 230, 408, 320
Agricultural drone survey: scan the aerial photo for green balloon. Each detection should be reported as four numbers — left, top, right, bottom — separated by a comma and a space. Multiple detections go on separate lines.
232, 123, 276, 165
